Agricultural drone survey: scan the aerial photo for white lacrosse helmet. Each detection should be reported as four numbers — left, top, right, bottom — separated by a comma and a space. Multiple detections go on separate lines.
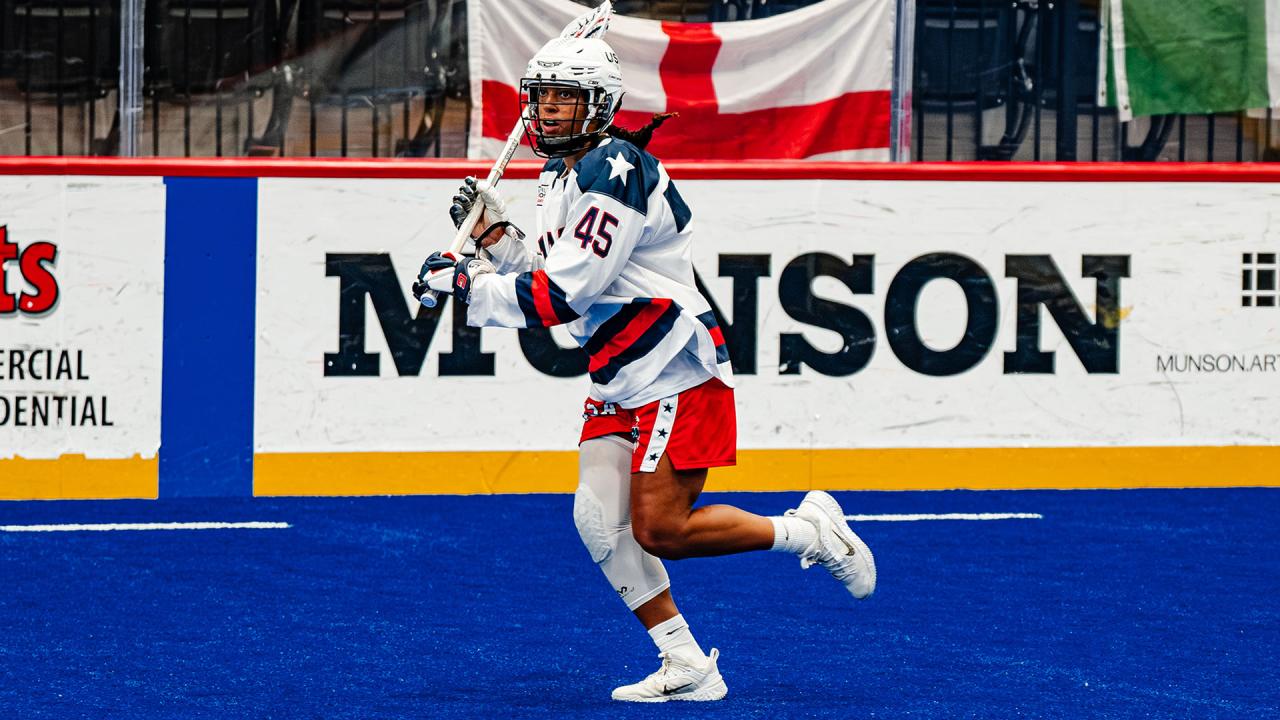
520, 37, 625, 157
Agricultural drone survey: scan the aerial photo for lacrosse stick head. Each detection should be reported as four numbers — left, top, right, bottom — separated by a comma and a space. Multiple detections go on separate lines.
561, 0, 612, 40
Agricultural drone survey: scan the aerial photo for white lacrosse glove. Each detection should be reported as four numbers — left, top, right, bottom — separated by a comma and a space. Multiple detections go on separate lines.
411, 251, 495, 307
449, 176, 524, 247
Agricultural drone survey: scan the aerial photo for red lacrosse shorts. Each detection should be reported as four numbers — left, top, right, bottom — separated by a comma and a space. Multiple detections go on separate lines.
580, 378, 737, 474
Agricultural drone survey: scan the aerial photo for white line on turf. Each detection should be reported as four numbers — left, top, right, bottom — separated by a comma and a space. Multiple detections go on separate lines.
0, 522, 291, 533
845, 513, 1042, 522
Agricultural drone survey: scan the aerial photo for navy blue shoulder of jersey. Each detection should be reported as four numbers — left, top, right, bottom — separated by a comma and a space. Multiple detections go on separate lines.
574, 138, 660, 216
541, 157, 567, 177
663, 178, 692, 233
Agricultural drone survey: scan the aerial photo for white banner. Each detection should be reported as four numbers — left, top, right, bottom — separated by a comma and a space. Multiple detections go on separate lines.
0, 177, 166, 460
255, 177, 1280, 456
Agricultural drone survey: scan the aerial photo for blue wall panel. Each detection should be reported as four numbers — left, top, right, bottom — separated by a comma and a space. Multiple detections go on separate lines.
159, 178, 258, 497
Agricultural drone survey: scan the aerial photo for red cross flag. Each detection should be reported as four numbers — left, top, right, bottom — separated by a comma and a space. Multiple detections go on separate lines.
467, 0, 896, 161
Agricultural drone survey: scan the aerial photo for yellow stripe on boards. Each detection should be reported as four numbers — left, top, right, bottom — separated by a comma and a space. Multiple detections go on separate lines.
252, 446, 1280, 496
781, 446, 1278, 492
0, 455, 158, 500
253, 451, 580, 496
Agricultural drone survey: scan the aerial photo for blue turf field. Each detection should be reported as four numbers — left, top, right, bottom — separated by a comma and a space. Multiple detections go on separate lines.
2, 488, 1278, 718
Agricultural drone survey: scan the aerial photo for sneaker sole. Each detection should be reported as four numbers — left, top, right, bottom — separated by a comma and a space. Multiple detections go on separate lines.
803, 490, 877, 599
613, 676, 728, 703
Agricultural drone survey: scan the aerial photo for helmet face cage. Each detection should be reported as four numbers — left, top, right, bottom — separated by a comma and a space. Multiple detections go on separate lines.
519, 79, 616, 158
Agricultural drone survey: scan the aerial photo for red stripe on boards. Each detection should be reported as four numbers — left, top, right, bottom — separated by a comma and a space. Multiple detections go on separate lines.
7, 157, 1280, 182
588, 300, 674, 373
530, 270, 560, 327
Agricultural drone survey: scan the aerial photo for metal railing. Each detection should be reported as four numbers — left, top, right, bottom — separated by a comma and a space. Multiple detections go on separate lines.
0, 0, 1274, 160
0, 0, 454, 157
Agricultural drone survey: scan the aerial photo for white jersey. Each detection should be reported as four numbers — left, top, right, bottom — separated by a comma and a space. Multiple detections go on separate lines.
466, 137, 734, 407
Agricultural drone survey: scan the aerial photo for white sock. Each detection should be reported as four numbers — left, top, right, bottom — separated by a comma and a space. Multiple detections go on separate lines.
770, 515, 817, 554
648, 614, 707, 666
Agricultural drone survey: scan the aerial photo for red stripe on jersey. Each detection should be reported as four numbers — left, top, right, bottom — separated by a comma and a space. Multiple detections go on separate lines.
707, 325, 725, 347
530, 270, 559, 327
587, 299, 674, 373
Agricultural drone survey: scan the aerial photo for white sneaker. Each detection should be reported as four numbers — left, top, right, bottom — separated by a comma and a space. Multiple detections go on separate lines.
610, 649, 728, 702
787, 490, 877, 599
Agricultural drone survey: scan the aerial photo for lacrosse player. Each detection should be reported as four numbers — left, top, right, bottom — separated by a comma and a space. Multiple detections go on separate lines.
412, 34, 876, 702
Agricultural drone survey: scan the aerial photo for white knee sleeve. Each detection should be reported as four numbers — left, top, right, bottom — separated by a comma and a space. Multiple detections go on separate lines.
574, 435, 670, 611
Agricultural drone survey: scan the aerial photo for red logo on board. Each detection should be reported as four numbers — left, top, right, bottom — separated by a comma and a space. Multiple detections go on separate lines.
0, 226, 60, 315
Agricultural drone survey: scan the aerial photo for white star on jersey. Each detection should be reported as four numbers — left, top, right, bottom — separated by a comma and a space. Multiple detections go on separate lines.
606, 152, 635, 186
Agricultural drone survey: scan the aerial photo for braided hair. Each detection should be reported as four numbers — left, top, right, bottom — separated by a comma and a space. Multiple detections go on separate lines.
604, 112, 678, 150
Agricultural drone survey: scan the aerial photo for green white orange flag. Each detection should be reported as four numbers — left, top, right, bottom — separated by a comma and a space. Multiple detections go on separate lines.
1100, 0, 1280, 119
